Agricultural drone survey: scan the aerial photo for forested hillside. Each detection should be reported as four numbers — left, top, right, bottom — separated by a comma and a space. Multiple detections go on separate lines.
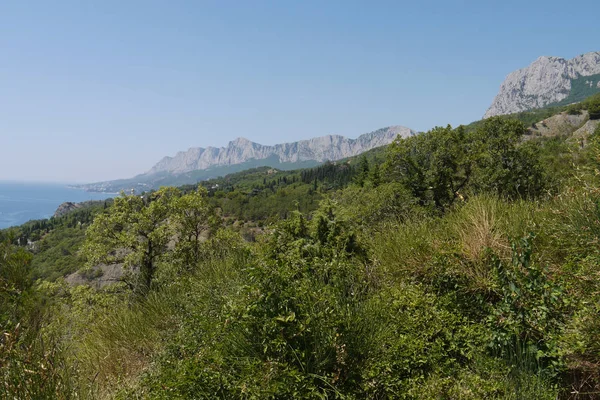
2, 95, 600, 399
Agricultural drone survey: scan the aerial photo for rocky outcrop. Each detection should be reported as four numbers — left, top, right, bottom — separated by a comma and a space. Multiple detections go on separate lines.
147, 126, 415, 175
485, 52, 600, 118
65, 263, 126, 289
572, 119, 600, 143
523, 110, 599, 146
527, 111, 589, 139
53, 200, 105, 218
53, 202, 83, 218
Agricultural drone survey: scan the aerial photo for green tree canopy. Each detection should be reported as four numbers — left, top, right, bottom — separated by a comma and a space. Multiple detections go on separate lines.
172, 187, 217, 269
384, 124, 471, 210
384, 118, 546, 209
83, 187, 180, 294
470, 117, 545, 199
0, 237, 33, 328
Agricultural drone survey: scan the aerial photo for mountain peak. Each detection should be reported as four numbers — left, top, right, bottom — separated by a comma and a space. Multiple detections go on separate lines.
484, 51, 600, 118
230, 137, 254, 146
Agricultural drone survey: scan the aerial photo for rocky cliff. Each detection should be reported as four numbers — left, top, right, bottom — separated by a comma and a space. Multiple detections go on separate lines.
147, 126, 415, 175
484, 52, 600, 118
79, 125, 415, 192
53, 202, 83, 218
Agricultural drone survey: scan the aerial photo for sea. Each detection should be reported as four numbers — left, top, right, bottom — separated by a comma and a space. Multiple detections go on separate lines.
0, 182, 115, 229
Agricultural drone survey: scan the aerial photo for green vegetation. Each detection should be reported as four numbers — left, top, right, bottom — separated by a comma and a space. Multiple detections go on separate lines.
551, 74, 600, 108
385, 119, 545, 210
4, 109, 600, 398
1, 200, 111, 281
82, 155, 323, 193
565, 93, 600, 120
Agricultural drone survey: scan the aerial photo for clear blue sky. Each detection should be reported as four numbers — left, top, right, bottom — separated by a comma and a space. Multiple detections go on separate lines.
1, 0, 598, 183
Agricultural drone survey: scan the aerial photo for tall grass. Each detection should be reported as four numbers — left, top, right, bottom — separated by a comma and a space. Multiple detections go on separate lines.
1, 323, 77, 399
372, 196, 537, 292
67, 290, 173, 398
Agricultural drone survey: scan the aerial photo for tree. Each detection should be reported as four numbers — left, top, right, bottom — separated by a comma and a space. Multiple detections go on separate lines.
589, 103, 600, 120
384, 118, 546, 208
172, 186, 217, 268
0, 236, 33, 327
83, 187, 180, 294
368, 163, 381, 188
384, 125, 471, 210
355, 155, 370, 187
586, 96, 600, 120
470, 117, 545, 199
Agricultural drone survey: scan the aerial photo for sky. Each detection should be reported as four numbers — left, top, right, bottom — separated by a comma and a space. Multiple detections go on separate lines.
1, 0, 599, 183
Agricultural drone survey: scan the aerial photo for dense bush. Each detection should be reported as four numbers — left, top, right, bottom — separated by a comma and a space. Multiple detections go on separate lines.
469, 118, 545, 199
487, 235, 568, 376
384, 118, 547, 212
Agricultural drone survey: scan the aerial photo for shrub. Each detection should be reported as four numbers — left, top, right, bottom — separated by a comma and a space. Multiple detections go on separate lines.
487, 235, 568, 376
470, 118, 546, 200
384, 125, 471, 210
360, 285, 486, 398
587, 101, 600, 120
331, 182, 425, 230
0, 324, 75, 400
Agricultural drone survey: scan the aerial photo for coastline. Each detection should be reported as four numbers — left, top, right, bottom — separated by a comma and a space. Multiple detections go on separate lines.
0, 182, 114, 230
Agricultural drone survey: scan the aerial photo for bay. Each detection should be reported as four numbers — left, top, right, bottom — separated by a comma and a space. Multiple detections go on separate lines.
0, 182, 114, 229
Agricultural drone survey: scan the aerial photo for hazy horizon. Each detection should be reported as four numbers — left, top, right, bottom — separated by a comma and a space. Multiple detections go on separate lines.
2, 0, 599, 183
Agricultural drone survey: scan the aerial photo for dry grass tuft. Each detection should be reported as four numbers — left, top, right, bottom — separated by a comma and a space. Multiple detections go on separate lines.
455, 199, 506, 263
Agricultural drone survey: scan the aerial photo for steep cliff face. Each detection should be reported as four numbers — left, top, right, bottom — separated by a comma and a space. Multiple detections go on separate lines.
484, 52, 600, 118
147, 126, 415, 175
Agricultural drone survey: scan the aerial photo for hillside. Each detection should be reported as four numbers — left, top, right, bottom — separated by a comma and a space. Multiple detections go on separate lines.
4, 100, 600, 398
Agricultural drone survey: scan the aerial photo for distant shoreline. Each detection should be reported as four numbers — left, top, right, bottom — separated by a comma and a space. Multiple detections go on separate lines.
65, 185, 120, 195
0, 182, 115, 229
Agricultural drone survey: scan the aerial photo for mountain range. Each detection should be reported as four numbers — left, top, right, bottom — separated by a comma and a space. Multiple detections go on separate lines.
80, 51, 600, 193
79, 126, 415, 192
485, 51, 600, 118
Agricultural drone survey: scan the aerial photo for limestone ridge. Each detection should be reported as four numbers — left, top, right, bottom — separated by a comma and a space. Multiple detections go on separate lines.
147, 126, 415, 175
484, 52, 600, 118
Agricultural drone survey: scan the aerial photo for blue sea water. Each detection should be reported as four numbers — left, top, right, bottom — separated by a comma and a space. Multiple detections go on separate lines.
0, 182, 114, 229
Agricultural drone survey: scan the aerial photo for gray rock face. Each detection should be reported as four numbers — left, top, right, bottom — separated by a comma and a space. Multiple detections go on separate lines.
484, 52, 600, 118
572, 118, 600, 140
53, 202, 83, 218
147, 126, 415, 175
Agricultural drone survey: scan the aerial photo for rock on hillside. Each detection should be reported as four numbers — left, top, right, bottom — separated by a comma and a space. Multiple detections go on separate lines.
147, 126, 415, 175
53, 202, 83, 218
572, 119, 600, 142
485, 52, 600, 118
53, 200, 105, 218
65, 263, 126, 289
526, 111, 589, 139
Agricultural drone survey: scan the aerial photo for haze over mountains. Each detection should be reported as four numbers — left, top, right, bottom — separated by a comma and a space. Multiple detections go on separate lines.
485, 51, 600, 117
79, 50, 600, 194
148, 126, 414, 174
79, 126, 415, 192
